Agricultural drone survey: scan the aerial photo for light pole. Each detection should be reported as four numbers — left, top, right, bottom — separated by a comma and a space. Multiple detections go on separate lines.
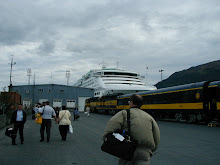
9, 55, 16, 86
159, 69, 164, 81
27, 68, 32, 85
66, 70, 70, 86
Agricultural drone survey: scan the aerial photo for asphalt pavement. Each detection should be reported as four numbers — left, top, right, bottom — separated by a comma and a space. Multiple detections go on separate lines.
0, 112, 220, 165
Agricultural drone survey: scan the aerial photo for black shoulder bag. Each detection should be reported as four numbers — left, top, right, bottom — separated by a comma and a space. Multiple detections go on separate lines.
101, 109, 136, 160
5, 127, 16, 138
58, 110, 67, 124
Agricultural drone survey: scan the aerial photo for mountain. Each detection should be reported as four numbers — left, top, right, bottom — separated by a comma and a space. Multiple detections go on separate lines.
155, 60, 220, 89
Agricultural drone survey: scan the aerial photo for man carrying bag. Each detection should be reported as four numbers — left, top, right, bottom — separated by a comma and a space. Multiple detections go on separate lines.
38, 101, 56, 142
102, 94, 160, 165
101, 109, 136, 160
11, 104, 26, 145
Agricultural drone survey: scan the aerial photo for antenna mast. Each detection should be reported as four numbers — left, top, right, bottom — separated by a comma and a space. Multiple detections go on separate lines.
99, 61, 108, 69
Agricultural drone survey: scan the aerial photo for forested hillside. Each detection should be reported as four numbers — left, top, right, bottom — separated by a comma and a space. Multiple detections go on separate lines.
155, 60, 220, 89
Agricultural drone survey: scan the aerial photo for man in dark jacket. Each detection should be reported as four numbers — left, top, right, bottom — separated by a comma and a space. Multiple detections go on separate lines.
11, 104, 27, 145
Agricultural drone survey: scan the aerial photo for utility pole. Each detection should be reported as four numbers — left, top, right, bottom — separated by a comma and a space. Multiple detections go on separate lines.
159, 69, 164, 81
33, 73, 36, 107
33, 73, 35, 85
66, 70, 70, 86
27, 68, 32, 85
50, 72, 53, 84
9, 55, 16, 87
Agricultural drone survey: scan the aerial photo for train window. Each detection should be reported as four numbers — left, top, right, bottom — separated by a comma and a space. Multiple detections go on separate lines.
217, 88, 220, 98
138, 89, 205, 105
174, 90, 198, 103
142, 90, 199, 105
142, 95, 150, 104
208, 87, 218, 99
144, 93, 176, 104
118, 98, 129, 105
160, 92, 177, 104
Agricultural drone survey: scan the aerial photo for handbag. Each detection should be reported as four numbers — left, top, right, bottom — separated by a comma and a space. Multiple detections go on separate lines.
101, 109, 136, 160
36, 113, 43, 124
36, 107, 45, 124
68, 124, 73, 134
58, 110, 67, 124
5, 127, 16, 138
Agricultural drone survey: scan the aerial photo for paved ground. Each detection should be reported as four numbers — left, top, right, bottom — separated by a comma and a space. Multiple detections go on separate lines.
0, 113, 219, 165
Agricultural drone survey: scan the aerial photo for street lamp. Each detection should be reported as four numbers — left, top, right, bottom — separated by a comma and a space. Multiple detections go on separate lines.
66, 70, 70, 86
9, 55, 16, 86
159, 69, 164, 81
27, 68, 32, 85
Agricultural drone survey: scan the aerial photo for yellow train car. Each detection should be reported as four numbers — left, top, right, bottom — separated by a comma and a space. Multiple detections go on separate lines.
117, 80, 220, 123
85, 95, 118, 114
85, 97, 99, 113
102, 95, 118, 115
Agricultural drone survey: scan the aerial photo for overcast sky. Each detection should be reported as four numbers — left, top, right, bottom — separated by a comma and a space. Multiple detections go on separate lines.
0, 0, 220, 91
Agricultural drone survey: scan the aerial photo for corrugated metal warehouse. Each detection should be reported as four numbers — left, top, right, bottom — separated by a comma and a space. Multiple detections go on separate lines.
9, 84, 94, 112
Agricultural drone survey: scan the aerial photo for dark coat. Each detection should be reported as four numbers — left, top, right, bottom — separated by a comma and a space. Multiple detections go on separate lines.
11, 110, 27, 124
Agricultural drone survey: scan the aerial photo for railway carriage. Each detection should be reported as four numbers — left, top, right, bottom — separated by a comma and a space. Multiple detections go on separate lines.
86, 95, 118, 114
117, 80, 220, 123
101, 95, 118, 115
86, 80, 220, 123
85, 97, 99, 113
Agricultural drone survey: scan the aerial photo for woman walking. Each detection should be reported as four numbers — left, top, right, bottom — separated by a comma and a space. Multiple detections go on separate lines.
58, 105, 71, 141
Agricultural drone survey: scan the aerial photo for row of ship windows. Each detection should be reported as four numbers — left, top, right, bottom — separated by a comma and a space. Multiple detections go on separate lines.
83, 80, 95, 87
102, 79, 142, 82
104, 83, 144, 85
83, 79, 142, 86
102, 76, 140, 79
15, 89, 65, 93
94, 72, 139, 77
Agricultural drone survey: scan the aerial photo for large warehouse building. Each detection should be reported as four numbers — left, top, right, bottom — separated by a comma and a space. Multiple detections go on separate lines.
9, 84, 94, 112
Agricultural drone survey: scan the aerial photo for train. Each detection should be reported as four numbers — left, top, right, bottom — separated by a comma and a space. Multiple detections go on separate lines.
85, 80, 220, 123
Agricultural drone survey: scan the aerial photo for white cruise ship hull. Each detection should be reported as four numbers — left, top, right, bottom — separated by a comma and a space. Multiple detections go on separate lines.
74, 66, 156, 97
94, 84, 156, 96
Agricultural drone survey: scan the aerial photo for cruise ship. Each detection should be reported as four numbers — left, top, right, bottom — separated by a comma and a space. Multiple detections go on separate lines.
74, 64, 156, 97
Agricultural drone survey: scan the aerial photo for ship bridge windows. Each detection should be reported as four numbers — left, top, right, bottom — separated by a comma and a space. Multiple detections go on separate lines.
103, 72, 138, 77
105, 82, 144, 85
102, 79, 142, 82
83, 79, 95, 87
94, 72, 101, 76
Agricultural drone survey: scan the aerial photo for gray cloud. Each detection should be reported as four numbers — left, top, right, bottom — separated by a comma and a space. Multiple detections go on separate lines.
37, 39, 56, 55
0, 0, 220, 90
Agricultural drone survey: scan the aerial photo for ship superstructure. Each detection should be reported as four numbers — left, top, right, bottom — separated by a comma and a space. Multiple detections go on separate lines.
74, 65, 156, 97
